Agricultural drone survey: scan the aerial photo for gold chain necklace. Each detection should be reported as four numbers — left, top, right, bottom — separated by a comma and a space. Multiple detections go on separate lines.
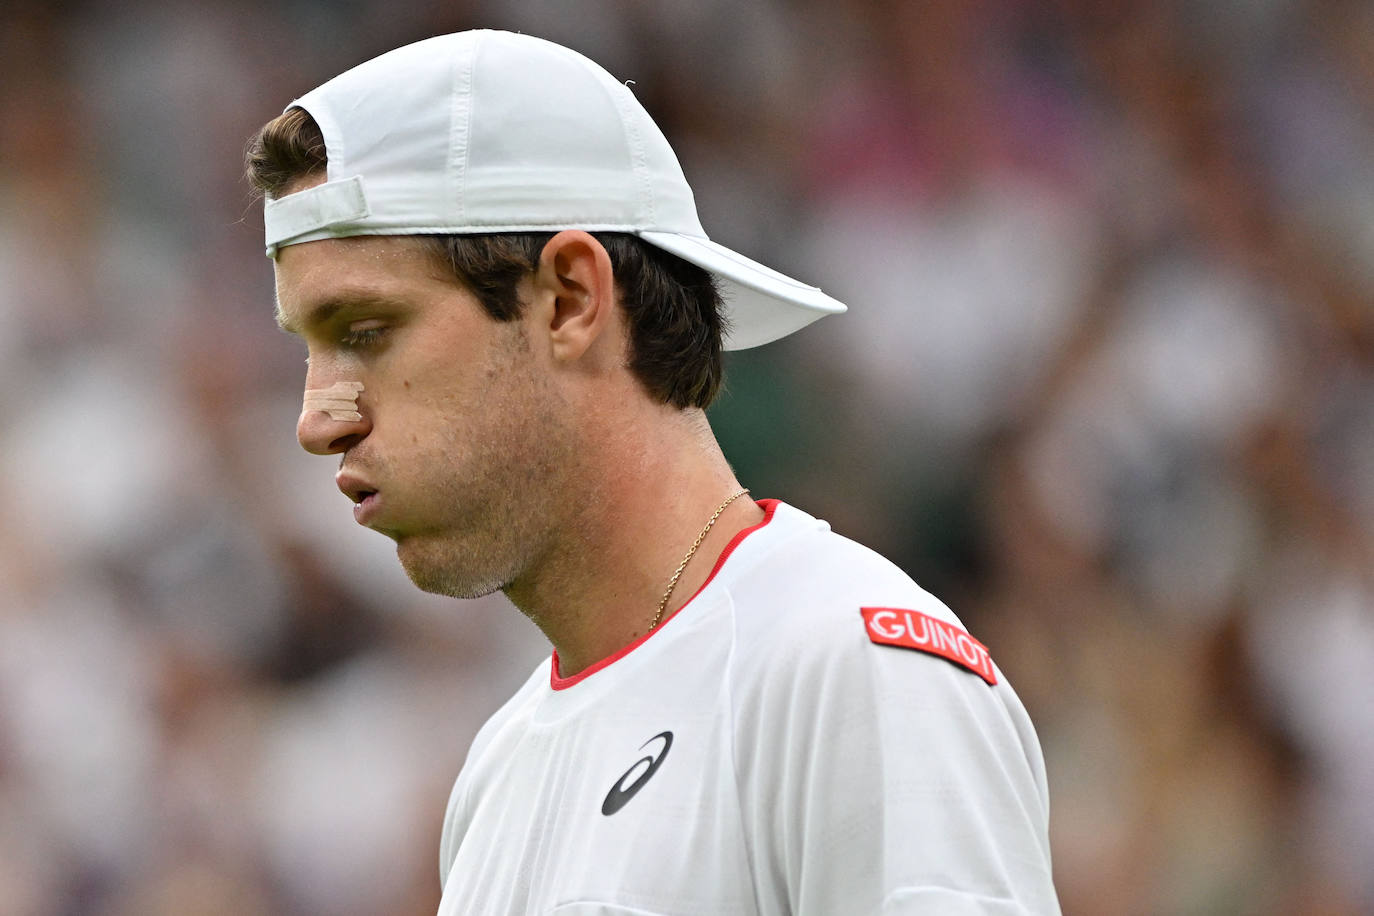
650, 488, 750, 631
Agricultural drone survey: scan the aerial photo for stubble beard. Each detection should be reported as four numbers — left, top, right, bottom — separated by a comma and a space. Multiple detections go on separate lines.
399, 541, 519, 600
392, 332, 573, 603
393, 470, 541, 601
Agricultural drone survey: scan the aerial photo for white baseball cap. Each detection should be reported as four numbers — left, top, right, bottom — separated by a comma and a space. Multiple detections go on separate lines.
262, 30, 845, 350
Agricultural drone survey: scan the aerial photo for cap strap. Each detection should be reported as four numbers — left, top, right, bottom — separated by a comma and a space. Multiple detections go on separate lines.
264, 176, 370, 257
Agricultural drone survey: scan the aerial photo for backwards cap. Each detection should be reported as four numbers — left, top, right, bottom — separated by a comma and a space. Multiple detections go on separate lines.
263, 30, 844, 350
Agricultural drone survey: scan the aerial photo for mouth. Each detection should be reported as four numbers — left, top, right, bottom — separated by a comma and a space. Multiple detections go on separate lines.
346, 486, 377, 506
352, 491, 380, 526
335, 469, 381, 525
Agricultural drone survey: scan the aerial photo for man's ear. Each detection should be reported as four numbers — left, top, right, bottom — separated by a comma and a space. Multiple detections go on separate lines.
530, 230, 618, 364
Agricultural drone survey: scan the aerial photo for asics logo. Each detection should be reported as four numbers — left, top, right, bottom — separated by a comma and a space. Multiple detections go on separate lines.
601, 731, 673, 816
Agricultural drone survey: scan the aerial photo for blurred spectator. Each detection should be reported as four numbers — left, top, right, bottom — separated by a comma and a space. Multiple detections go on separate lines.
2, 0, 1371, 912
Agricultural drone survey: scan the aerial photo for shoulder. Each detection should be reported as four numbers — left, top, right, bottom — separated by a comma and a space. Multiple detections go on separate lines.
722, 502, 1038, 765
722, 505, 1057, 909
725, 501, 972, 671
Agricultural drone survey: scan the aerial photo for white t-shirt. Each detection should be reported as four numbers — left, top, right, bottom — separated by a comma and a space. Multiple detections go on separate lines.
439, 500, 1060, 915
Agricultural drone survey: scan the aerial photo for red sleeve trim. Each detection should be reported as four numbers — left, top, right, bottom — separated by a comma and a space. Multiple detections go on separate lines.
549, 498, 780, 690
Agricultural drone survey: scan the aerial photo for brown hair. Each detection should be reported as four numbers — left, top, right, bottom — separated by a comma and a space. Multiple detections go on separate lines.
245, 108, 725, 409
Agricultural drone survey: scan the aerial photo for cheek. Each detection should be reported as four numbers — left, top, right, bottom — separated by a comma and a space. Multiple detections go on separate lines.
379, 326, 553, 467
378, 372, 512, 469
378, 358, 484, 436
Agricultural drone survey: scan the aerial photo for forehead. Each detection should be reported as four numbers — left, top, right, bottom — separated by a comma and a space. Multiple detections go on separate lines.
273, 234, 445, 334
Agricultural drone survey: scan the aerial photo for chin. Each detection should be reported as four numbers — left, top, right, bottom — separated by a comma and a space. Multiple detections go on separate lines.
396, 537, 509, 600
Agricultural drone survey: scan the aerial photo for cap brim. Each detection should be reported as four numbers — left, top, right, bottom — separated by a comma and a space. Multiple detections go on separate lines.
639, 231, 846, 351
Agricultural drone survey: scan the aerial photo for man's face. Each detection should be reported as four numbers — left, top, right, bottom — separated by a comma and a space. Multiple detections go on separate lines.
274, 234, 572, 599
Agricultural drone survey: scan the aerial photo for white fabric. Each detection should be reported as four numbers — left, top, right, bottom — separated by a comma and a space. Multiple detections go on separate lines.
262, 30, 845, 350
437, 501, 1060, 915
263, 176, 369, 245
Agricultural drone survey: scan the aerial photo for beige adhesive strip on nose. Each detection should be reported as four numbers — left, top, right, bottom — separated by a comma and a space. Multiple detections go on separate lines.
302, 380, 364, 422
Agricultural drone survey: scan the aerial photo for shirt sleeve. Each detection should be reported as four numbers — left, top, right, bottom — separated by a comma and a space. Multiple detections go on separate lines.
730, 598, 1060, 916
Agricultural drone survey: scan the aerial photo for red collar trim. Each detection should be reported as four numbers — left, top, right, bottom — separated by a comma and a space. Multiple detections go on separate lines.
549, 498, 779, 691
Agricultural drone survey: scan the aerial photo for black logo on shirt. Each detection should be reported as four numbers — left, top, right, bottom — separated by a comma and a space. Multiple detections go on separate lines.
601, 731, 673, 816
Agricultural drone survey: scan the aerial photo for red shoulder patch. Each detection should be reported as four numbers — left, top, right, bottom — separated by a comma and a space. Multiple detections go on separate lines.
860, 607, 998, 685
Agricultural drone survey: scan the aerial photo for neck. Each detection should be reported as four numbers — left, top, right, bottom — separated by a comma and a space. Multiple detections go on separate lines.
502, 405, 763, 677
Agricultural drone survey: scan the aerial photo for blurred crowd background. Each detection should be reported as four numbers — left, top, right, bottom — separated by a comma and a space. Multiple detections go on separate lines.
2, 0, 1372, 913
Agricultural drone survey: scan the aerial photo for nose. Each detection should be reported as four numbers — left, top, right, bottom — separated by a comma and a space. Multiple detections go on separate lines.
297, 381, 370, 455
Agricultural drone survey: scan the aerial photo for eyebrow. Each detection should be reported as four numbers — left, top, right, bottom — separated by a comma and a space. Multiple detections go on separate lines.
275, 291, 404, 336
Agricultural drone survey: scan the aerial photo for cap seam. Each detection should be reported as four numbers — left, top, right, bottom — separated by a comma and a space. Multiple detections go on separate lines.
278, 222, 660, 240
448, 32, 478, 223
604, 75, 655, 226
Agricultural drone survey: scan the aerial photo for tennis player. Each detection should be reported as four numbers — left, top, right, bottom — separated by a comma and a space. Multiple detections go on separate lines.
248, 29, 1060, 915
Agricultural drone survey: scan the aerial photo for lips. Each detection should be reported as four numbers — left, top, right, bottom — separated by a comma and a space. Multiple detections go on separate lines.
352, 493, 380, 526
335, 469, 381, 525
